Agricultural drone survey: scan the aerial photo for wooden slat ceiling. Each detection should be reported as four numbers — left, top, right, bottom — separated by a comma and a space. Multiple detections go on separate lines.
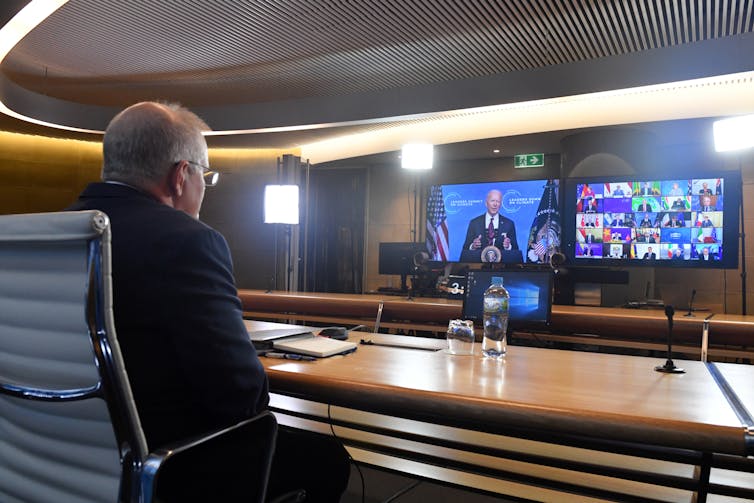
0, 0, 753, 150
5, 0, 753, 106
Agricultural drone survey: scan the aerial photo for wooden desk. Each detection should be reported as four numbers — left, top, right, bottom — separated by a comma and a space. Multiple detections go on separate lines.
252, 323, 754, 502
239, 289, 754, 358
239, 289, 459, 333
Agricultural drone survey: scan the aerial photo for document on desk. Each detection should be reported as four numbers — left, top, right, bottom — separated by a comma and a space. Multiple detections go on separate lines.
271, 334, 357, 358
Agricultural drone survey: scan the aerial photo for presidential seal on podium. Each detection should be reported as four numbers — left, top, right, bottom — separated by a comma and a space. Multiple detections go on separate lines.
481, 245, 502, 263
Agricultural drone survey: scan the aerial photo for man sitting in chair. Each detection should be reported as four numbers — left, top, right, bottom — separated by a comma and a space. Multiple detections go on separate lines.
68, 101, 348, 502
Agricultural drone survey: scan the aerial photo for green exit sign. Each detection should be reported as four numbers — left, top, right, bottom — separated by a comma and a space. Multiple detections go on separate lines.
514, 153, 544, 168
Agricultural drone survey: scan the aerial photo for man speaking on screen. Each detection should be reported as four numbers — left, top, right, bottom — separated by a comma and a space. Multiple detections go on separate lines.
462, 189, 519, 254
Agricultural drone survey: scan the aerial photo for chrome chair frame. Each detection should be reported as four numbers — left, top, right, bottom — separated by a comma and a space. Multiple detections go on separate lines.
0, 211, 276, 503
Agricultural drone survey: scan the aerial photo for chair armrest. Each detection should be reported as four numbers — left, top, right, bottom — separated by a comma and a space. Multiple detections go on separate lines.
140, 410, 277, 503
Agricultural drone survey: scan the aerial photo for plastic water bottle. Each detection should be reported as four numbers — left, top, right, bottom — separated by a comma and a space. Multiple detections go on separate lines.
482, 276, 509, 359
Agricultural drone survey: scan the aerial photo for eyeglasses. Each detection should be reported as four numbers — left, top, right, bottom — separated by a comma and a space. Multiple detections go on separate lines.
185, 160, 219, 187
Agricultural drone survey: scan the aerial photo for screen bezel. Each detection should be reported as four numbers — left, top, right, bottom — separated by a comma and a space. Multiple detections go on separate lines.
563, 171, 741, 269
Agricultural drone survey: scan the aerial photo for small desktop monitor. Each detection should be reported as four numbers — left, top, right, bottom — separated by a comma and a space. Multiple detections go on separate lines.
378, 242, 427, 276
462, 269, 553, 328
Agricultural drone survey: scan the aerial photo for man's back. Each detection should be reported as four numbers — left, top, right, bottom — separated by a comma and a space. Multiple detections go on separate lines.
69, 182, 268, 448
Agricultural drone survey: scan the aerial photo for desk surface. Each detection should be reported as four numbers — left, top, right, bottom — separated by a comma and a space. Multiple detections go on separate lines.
250, 321, 753, 457
240, 289, 754, 346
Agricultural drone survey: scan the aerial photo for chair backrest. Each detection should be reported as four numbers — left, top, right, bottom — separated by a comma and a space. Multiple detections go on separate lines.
0, 210, 147, 503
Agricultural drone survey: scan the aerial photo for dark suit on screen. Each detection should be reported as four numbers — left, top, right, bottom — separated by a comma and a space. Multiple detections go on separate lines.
463, 213, 519, 251
69, 182, 269, 447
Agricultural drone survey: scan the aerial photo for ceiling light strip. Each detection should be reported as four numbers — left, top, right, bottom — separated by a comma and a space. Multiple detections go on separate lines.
0, 0, 103, 134
300, 69, 754, 162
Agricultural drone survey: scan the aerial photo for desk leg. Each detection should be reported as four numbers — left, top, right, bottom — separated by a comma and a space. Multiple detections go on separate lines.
695, 451, 712, 503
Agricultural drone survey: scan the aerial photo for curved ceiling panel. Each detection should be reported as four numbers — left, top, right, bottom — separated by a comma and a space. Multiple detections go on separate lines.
0, 0, 753, 156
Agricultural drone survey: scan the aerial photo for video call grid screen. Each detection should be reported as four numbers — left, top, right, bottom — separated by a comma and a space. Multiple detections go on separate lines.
574, 178, 724, 262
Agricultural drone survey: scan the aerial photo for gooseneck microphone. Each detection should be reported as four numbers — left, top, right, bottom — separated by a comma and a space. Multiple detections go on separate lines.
684, 289, 697, 317
655, 305, 685, 373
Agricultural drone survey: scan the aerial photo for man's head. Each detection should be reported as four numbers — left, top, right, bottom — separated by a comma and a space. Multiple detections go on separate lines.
102, 101, 211, 218
702, 247, 710, 257
674, 248, 682, 257
648, 246, 653, 253
702, 182, 709, 190
485, 190, 502, 216
672, 182, 679, 190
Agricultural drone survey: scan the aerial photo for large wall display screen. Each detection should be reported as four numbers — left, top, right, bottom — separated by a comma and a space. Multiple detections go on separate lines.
564, 173, 741, 268
426, 179, 560, 265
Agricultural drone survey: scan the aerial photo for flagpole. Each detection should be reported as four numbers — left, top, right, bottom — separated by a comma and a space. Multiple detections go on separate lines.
739, 158, 747, 315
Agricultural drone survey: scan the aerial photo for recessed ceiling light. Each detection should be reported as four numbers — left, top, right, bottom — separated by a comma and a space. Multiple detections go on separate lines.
493, 149, 500, 153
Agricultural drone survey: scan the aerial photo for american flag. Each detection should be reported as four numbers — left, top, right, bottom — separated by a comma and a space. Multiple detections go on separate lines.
533, 240, 547, 256
426, 185, 449, 261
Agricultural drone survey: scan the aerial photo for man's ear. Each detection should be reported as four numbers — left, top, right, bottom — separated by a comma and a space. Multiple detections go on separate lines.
169, 161, 188, 197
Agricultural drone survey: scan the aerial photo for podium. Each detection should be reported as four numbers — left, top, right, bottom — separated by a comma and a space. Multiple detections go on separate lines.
459, 248, 523, 264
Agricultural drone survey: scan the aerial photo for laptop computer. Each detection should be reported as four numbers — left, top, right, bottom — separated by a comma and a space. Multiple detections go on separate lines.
245, 320, 357, 357
271, 334, 357, 358
248, 326, 314, 344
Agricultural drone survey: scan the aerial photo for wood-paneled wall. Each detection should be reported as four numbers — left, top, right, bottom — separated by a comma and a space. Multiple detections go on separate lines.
2, 126, 754, 314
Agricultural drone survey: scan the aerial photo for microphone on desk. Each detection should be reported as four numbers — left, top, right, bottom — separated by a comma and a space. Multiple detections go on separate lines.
684, 289, 697, 317
655, 305, 685, 373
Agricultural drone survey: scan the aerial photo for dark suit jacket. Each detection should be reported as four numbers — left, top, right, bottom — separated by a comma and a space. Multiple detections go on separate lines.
643, 252, 657, 259
68, 183, 269, 449
462, 213, 518, 251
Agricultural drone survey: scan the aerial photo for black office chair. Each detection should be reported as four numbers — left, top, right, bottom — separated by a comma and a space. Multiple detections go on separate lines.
0, 210, 277, 503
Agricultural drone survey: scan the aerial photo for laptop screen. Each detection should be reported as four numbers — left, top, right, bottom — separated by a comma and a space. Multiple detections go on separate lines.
462, 269, 553, 327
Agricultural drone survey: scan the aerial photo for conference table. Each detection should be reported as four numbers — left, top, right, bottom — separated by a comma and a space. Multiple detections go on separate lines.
247, 320, 754, 503
238, 289, 754, 360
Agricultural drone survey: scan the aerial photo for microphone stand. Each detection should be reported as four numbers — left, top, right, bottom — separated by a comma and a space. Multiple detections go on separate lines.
655, 305, 685, 373
684, 289, 696, 317
655, 306, 686, 374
